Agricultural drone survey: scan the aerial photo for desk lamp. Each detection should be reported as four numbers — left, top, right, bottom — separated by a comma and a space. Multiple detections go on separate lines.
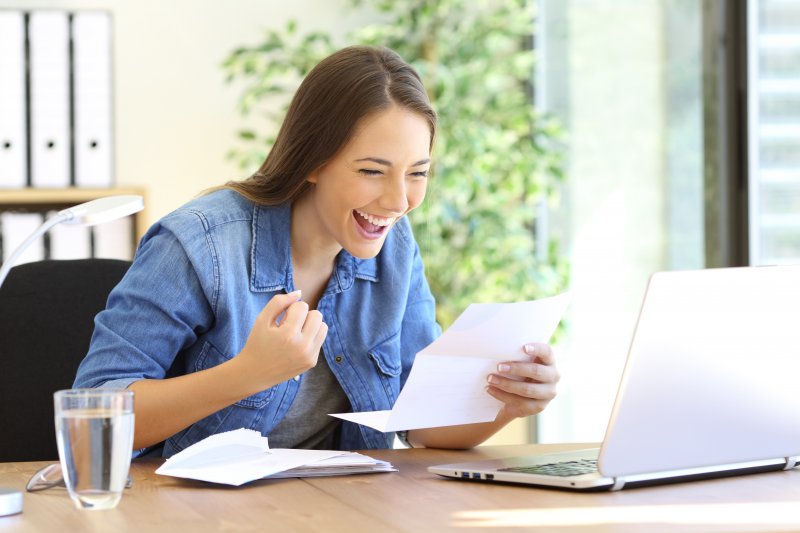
0, 194, 144, 517
0, 195, 144, 288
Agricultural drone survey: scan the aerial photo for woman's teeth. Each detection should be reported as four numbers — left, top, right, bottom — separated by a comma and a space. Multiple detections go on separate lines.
355, 210, 394, 227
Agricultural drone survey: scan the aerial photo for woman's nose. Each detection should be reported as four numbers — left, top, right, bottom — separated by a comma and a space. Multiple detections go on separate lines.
380, 176, 409, 214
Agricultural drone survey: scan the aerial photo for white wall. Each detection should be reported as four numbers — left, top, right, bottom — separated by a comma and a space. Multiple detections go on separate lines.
0, 0, 359, 227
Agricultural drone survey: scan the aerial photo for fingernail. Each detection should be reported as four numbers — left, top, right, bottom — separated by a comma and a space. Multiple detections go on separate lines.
524, 344, 536, 355
497, 363, 511, 372
487, 375, 499, 384
289, 289, 302, 299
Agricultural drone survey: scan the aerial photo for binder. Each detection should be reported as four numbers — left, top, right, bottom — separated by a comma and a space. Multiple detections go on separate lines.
0, 11, 27, 188
0, 212, 45, 264
72, 11, 113, 188
47, 210, 91, 259
28, 11, 71, 188
92, 215, 134, 260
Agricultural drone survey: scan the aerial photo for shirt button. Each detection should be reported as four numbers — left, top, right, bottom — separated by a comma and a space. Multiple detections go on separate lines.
334, 355, 343, 364
293, 375, 300, 381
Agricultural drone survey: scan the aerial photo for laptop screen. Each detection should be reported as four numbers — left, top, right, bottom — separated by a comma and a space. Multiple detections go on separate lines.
598, 266, 800, 478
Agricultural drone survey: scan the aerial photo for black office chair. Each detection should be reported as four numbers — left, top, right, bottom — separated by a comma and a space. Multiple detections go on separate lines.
0, 258, 131, 462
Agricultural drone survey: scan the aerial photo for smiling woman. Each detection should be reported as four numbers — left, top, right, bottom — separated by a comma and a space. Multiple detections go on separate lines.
71, 45, 561, 457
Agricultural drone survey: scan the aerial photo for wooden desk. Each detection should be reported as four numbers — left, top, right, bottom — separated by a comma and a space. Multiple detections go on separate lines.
3, 443, 800, 532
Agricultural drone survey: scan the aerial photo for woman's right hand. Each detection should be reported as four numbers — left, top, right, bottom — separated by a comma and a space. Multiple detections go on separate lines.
237, 290, 328, 392
128, 290, 327, 450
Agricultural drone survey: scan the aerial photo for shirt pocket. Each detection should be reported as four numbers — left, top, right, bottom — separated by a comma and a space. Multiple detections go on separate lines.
367, 332, 403, 406
194, 340, 275, 409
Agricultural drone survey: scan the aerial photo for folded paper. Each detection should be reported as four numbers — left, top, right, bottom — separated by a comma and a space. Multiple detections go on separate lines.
331, 293, 571, 432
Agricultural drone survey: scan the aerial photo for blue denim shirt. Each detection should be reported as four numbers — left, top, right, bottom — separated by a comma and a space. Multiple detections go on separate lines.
74, 189, 441, 457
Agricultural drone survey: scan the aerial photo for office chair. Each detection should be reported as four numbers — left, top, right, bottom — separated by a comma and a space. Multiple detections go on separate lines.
0, 258, 131, 462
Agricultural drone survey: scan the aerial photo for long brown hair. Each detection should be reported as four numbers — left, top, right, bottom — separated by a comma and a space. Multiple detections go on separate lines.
224, 46, 436, 206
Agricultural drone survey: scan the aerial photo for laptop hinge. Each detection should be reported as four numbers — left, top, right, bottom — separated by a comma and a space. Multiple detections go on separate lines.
610, 477, 626, 491
783, 457, 798, 470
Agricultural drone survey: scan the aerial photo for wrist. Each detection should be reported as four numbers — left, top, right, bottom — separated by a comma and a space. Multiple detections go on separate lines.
220, 353, 265, 402
495, 407, 517, 426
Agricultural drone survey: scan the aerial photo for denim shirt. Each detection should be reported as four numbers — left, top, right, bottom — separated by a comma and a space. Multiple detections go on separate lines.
73, 189, 441, 457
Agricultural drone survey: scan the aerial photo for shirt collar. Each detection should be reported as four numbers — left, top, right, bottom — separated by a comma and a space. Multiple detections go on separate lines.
249, 202, 379, 293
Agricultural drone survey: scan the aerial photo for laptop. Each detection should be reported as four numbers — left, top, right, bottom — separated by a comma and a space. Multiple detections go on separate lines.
429, 265, 800, 491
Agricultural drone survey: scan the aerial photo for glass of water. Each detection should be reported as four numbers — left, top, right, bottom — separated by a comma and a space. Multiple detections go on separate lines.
54, 389, 134, 510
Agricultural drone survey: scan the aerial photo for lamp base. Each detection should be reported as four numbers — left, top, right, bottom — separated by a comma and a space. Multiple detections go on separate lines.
0, 488, 23, 517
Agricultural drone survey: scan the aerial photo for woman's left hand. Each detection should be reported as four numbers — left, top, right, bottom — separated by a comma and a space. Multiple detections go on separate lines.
487, 342, 560, 420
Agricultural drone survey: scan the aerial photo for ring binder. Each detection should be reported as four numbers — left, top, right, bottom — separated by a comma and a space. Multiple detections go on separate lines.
0, 11, 27, 189
28, 10, 71, 188
72, 11, 113, 188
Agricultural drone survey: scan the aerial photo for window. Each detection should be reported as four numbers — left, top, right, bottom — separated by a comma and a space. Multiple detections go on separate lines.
536, 0, 706, 442
748, 0, 800, 265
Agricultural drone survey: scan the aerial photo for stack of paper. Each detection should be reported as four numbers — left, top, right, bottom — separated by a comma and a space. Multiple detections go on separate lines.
155, 429, 395, 486
267, 453, 395, 479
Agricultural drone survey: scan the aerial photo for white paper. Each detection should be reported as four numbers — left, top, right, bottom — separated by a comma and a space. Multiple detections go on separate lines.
155, 428, 393, 486
331, 292, 571, 432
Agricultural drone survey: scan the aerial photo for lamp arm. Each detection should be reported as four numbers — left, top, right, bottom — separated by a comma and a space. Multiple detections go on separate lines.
0, 212, 70, 289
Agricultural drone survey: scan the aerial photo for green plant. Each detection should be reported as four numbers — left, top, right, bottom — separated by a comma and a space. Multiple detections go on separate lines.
222, 0, 568, 327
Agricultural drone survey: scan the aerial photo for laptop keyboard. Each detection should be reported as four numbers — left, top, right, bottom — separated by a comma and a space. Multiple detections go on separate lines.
499, 458, 598, 477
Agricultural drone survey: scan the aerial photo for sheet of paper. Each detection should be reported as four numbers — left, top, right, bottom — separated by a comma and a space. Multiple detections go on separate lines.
331, 292, 571, 432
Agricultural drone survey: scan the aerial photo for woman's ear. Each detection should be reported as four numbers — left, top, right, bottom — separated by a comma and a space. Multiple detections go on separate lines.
306, 168, 319, 184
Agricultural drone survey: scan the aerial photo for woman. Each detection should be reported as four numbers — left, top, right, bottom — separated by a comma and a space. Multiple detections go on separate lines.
74, 46, 559, 456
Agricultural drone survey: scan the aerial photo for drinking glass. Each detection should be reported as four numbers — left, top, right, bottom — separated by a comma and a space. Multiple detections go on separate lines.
54, 389, 134, 510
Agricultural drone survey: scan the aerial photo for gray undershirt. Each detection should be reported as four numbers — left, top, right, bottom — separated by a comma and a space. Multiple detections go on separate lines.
267, 353, 351, 450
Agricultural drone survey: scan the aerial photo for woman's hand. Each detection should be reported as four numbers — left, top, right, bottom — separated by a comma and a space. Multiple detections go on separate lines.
237, 290, 328, 392
487, 342, 560, 420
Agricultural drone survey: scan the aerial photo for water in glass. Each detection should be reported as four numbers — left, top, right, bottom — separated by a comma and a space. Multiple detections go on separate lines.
54, 390, 134, 510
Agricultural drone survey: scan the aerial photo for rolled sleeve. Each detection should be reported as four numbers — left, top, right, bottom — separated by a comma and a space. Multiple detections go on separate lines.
97, 378, 139, 390
73, 213, 216, 390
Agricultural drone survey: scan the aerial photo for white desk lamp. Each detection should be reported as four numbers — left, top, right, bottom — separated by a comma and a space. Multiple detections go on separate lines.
0, 195, 144, 289
0, 194, 144, 518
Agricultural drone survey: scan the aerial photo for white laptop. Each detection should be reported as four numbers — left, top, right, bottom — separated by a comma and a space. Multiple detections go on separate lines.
429, 265, 800, 491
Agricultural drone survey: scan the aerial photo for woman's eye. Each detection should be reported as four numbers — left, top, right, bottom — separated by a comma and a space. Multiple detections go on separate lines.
359, 169, 383, 176
410, 171, 429, 179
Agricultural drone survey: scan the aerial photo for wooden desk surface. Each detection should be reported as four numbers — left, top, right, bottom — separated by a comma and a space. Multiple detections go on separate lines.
3, 442, 800, 532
